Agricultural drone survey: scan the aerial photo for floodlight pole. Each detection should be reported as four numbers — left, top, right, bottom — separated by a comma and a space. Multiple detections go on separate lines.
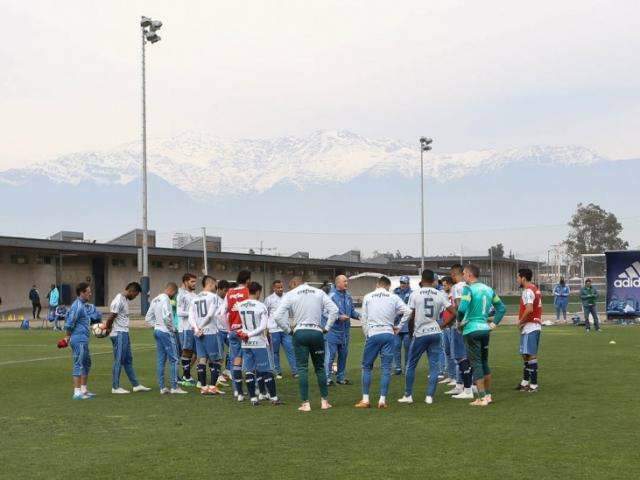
420, 146, 425, 274
140, 23, 150, 314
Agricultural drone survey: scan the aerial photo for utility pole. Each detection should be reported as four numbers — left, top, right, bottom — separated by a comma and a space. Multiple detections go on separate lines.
201, 227, 208, 275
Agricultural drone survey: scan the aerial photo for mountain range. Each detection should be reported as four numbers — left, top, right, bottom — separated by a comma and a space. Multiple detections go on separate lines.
1, 130, 637, 258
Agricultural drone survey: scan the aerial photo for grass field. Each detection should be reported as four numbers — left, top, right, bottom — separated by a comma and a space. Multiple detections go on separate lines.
1, 325, 638, 479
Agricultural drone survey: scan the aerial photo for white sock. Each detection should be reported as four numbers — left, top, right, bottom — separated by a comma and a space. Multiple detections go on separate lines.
521, 380, 530, 387
456, 383, 463, 389
464, 387, 472, 395
362, 394, 370, 403
271, 396, 278, 401
529, 384, 538, 389
74, 388, 81, 395
379, 396, 386, 404
80, 385, 87, 393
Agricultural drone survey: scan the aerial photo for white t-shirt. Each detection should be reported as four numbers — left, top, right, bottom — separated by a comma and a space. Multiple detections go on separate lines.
264, 292, 284, 332
408, 287, 451, 337
188, 291, 220, 335
521, 289, 542, 334
273, 284, 339, 333
109, 293, 129, 336
145, 293, 173, 333
361, 288, 412, 337
236, 299, 269, 349
177, 288, 196, 332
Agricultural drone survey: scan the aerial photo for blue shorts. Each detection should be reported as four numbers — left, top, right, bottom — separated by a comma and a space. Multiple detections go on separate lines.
520, 330, 541, 355
242, 347, 274, 372
181, 330, 195, 351
70, 341, 91, 376
194, 333, 222, 361
228, 331, 243, 363
451, 328, 467, 360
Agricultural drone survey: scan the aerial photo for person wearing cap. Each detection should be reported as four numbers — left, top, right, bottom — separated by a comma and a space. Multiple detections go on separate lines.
580, 279, 600, 332
392, 276, 413, 375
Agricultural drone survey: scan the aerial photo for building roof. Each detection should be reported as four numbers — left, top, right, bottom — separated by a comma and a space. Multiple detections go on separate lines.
0, 235, 414, 273
389, 255, 540, 266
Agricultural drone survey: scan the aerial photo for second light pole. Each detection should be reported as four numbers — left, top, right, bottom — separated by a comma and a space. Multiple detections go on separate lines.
140, 16, 162, 314
419, 137, 433, 274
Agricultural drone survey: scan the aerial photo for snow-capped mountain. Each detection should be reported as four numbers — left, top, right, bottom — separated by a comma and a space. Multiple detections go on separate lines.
0, 130, 608, 199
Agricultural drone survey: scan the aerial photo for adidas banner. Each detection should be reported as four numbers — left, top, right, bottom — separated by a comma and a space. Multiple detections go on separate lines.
606, 251, 640, 316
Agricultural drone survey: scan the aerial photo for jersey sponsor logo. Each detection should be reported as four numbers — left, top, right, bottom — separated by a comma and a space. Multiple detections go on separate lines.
614, 261, 640, 288
297, 288, 316, 295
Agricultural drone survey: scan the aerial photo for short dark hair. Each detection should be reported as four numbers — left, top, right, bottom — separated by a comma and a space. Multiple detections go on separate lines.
272, 279, 283, 286
182, 273, 196, 283
441, 275, 453, 285
421, 269, 435, 283
450, 263, 463, 274
229, 282, 238, 288
125, 282, 142, 293
464, 264, 480, 278
166, 282, 178, 290
518, 268, 533, 281
76, 282, 90, 296
237, 270, 252, 285
248, 281, 262, 295
202, 275, 216, 287
217, 279, 230, 291
378, 276, 391, 288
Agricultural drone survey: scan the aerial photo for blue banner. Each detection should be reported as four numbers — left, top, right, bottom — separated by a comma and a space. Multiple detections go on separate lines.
606, 251, 640, 316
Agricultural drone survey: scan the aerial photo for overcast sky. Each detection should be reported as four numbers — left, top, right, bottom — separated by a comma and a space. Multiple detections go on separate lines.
1, 0, 639, 169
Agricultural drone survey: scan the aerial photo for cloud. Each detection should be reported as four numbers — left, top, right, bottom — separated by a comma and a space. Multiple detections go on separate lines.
1, 0, 639, 168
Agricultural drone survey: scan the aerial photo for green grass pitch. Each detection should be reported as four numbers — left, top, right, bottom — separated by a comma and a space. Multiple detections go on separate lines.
0, 325, 638, 479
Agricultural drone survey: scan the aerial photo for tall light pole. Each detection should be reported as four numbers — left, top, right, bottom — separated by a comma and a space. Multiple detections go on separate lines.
140, 16, 162, 314
419, 137, 433, 274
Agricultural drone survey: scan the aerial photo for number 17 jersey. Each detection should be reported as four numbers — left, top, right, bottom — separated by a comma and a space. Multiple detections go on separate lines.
408, 287, 451, 337
236, 299, 269, 349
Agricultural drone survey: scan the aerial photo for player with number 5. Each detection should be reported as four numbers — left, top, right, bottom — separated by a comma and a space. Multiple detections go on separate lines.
398, 269, 456, 405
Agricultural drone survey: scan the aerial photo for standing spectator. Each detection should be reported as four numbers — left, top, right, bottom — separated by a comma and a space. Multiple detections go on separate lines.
580, 279, 600, 332
46, 284, 60, 328
29, 285, 41, 321
553, 278, 570, 321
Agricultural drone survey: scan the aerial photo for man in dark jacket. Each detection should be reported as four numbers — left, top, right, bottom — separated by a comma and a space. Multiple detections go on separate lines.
29, 285, 41, 320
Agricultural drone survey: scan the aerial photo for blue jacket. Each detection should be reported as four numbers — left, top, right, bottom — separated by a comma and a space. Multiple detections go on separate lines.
48, 287, 60, 307
65, 298, 90, 342
553, 285, 570, 306
393, 286, 413, 333
326, 288, 359, 344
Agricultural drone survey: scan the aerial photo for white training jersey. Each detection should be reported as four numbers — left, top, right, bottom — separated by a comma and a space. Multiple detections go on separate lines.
215, 294, 229, 332
264, 292, 284, 332
453, 281, 467, 302
145, 293, 173, 333
109, 293, 130, 336
521, 289, 542, 335
177, 288, 197, 332
273, 283, 339, 333
188, 291, 220, 335
408, 287, 451, 337
236, 299, 269, 349
361, 288, 412, 338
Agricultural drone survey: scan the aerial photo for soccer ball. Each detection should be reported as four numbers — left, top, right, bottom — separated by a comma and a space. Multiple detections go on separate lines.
92, 323, 108, 338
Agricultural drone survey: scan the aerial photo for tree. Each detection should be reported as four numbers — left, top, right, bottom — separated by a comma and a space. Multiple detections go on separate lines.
488, 243, 505, 258
565, 203, 628, 261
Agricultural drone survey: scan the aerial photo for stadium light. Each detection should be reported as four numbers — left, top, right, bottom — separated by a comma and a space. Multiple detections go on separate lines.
139, 15, 163, 314
419, 137, 433, 274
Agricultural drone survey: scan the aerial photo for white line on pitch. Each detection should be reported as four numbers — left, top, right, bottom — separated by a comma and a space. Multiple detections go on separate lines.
0, 346, 155, 367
